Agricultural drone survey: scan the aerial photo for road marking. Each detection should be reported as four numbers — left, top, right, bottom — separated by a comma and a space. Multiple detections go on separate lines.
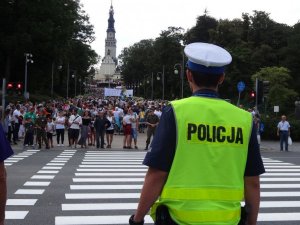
15, 189, 45, 195
55, 215, 153, 225
261, 192, 300, 197
262, 173, 300, 176
75, 173, 145, 177
70, 184, 143, 190
31, 175, 55, 179
258, 213, 300, 221
83, 159, 142, 162
6, 199, 37, 206
5, 211, 29, 219
261, 178, 300, 181
81, 162, 142, 165
47, 163, 65, 166
65, 193, 140, 199
266, 169, 300, 172
73, 178, 144, 182
79, 165, 146, 168
62, 203, 137, 210
77, 168, 147, 172
263, 163, 293, 165
264, 166, 300, 168
261, 184, 300, 188
42, 166, 63, 169
37, 170, 59, 174
24, 181, 50, 186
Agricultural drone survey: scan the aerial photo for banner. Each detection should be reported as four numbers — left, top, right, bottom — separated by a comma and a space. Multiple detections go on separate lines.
104, 88, 133, 97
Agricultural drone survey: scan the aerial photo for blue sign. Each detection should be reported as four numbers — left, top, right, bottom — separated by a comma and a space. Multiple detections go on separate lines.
237, 81, 245, 92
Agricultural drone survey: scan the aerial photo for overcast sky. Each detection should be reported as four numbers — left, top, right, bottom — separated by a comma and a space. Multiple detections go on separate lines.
81, 0, 300, 59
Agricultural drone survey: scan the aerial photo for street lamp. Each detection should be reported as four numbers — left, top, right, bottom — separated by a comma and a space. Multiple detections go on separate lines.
157, 70, 165, 100
51, 64, 62, 98
78, 78, 82, 95
144, 73, 154, 99
24, 53, 33, 99
71, 72, 77, 97
174, 63, 184, 99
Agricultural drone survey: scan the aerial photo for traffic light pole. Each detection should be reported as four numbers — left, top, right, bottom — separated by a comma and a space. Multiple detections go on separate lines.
255, 78, 258, 110
1, 78, 6, 122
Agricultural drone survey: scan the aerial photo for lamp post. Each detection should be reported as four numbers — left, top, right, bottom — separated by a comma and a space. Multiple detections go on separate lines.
51, 64, 62, 98
144, 73, 154, 99
78, 78, 82, 95
24, 53, 33, 99
157, 67, 165, 100
71, 72, 77, 97
174, 62, 184, 99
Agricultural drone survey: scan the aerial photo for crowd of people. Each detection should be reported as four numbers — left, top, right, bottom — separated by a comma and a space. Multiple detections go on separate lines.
1, 96, 163, 150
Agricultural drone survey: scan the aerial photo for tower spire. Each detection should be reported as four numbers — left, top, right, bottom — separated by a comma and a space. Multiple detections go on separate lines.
107, 0, 115, 32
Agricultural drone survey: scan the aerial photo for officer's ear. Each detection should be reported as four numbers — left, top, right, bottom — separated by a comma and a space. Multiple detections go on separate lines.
218, 73, 225, 85
186, 69, 194, 83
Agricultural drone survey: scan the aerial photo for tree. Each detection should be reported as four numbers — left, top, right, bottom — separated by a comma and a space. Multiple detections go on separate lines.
252, 67, 297, 113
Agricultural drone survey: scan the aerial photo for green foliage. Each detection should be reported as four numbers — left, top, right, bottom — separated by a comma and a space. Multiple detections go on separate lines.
252, 67, 298, 113
260, 115, 300, 141
0, 0, 98, 97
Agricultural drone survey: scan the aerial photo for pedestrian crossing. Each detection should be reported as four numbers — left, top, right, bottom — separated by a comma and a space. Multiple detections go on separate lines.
5, 151, 300, 225
6, 150, 77, 221
4, 149, 40, 166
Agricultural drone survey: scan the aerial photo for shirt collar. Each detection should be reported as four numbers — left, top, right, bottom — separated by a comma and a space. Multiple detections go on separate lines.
192, 89, 219, 98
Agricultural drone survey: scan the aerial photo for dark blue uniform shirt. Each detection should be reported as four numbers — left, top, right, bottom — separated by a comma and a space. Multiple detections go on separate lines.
143, 90, 265, 176
0, 123, 14, 162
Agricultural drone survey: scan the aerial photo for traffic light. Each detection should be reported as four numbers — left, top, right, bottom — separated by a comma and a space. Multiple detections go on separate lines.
257, 81, 263, 104
16, 82, 23, 96
7, 82, 14, 90
16, 82, 23, 90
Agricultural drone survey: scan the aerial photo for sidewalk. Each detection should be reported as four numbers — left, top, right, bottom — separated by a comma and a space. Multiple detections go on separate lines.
10, 132, 299, 153
260, 140, 300, 152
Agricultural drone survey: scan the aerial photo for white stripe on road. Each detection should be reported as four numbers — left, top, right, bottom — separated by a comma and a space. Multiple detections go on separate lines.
73, 178, 144, 182
81, 162, 142, 165
24, 181, 50, 186
77, 168, 147, 172
83, 159, 142, 162
260, 201, 300, 207
15, 189, 45, 195
5, 211, 29, 219
65, 193, 140, 199
266, 169, 300, 172
264, 166, 300, 168
262, 173, 300, 176
42, 166, 63, 170
4, 163, 12, 166
55, 215, 153, 225
31, 175, 55, 179
6, 199, 37, 206
261, 178, 300, 181
79, 165, 146, 168
75, 173, 145, 177
261, 184, 300, 188
263, 163, 293, 165
70, 185, 142, 190
261, 192, 300, 197
258, 213, 300, 221
62, 203, 137, 210
37, 170, 59, 174
47, 163, 65, 166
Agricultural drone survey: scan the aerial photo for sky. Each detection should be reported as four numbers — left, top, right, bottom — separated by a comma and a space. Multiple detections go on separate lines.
80, 0, 300, 60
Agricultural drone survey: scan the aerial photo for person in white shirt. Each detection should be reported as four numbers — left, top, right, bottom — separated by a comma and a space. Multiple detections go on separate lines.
12, 105, 21, 144
46, 117, 55, 148
68, 109, 82, 148
277, 115, 291, 151
55, 111, 66, 146
122, 109, 132, 149
129, 109, 139, 149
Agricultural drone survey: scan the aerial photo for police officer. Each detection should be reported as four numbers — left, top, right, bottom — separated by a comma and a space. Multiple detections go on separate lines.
35, 106, 49, 149
0, 123, 14, 225
130, 43, 265, 225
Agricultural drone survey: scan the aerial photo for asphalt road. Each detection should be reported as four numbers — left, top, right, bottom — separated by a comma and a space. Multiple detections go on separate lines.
4, 134, 300, 225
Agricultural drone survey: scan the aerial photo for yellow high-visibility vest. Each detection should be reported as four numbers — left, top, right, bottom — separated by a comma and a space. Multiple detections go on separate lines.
151, 96, 252, 225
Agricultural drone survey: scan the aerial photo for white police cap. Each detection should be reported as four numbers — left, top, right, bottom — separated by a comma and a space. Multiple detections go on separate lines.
184, 42, 232, 75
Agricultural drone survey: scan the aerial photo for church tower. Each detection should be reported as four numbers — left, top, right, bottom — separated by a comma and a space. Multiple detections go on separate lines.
98, 1, 119, 82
